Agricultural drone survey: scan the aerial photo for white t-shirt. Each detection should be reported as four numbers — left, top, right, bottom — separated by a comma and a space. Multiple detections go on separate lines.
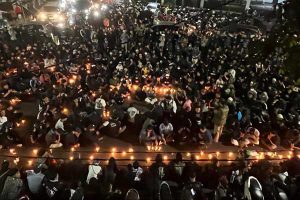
127, 107, 139, 119
86, 165, 102, 184
0, 116, 8, 129
55, 119, 64, 131
95, 98, 106, 110
159, 123, 173, 135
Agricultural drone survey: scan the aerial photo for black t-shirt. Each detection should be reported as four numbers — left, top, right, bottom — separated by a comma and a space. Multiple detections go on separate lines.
106, 119, 121, 137
42, 178, 65, 200
79, 131, 98, 147
62, 133, 78, 148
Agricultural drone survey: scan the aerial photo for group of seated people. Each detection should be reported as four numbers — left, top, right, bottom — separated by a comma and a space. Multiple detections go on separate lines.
0, 149, 300, 200
0, 2, 299, 152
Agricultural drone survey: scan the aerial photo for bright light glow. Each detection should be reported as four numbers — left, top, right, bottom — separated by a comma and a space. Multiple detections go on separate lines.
163, 155, 168, 160
146, 157, 151, 163
57, 23, 64, 28
89, 155, 94, 160
94, 3, 99, 8
69, 20, 74, 25
95, 147, 100, 152
38, 12, 47, 21
130, 156, 134, 160
71, 8, 77, 13
10, 149, 16, 154
60, 3, 65, 9
33, 149, 38, 155
122, 151, 126, 156
228, 152, 233, 157
58, 15, 64, 21
93, 11, 99, 17
128, 148, 134, 153
84, 9, 89, 14
101, 5, 108, 10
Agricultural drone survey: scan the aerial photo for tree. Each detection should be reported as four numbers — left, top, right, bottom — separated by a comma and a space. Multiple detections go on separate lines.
258, 0, 300, 84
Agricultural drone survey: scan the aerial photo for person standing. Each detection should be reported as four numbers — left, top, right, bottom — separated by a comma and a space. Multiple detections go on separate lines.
213, 99, 229, 143
120, 30, 129, 53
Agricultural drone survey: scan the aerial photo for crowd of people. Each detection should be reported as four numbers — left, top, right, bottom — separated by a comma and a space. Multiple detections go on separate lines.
0, 150, 299, 200
0, 2, 299, 150
0, 1, 299, 199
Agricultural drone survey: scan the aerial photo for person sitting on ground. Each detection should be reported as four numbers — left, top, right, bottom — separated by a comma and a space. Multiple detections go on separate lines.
45, 128, 62, 148
282, 129, 300, 150
232, 127, 260, 148
62, 127, 82, 148
0, 168, 24, 200
54, 114, 68, 132
159, 118, 174, 144
260, 131, 281, 150
26, 166, 45, 198
127, 103, 140, 123
86, 159, 102, 184
194, 125, 213, 145
139, 125, 159, 147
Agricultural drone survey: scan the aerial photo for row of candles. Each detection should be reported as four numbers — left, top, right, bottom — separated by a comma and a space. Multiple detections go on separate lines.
8, 147, 300, 167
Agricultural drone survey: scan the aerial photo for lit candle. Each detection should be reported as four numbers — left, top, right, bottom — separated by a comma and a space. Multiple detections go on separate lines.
69, 79, 75, 84
21, 120, 25, 124
147, 146, 151, 151
163, 155, 168, 160
208, 154, 212, 159
278, 155, 283, 159
287, 155, 291, 159
89, 155, 94, 160
128, 148, 134, 153
71, 147, 75, 152
28, 160, 33, 166
69, 156, 74, 160
146, 157, 151, 163
196, 155, 200, 160
95, 147, 100, 152
186, 152, 191, 157
122, 151, 126, 156
112, 148, 116, 153
130, 156, 134, 160
10, 149, 16, 155
33, 149, 38, 155
228, 152, 233, 157
216, 152, 220, 157
200, 151, 204, 156
13, 158, 19, 165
